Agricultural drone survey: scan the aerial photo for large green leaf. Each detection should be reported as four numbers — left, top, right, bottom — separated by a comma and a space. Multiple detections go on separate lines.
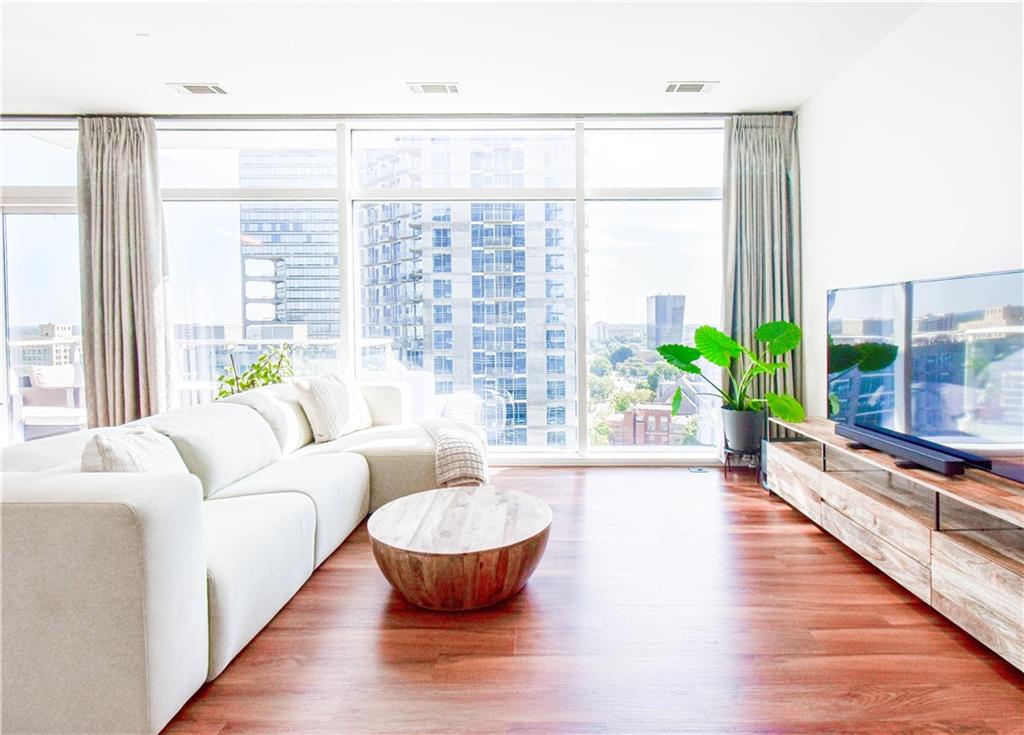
656, 344, 702, 374
693, 326, 741, 366
828, 342, 860, 374
856, 342, 899, 373
755, 321, 802, 355
766, 392, 806, 423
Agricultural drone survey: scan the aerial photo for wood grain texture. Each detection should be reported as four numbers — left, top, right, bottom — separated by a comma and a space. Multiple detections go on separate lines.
932, 531, 1024, 671
820, 504, 932, 603
772, 417, 1024, 527
367, 485, 552, 554
368, 486, 551, 610
164, 468, 1023, 735
816, 470, 933, 564
765, 442, 822, 523
371, 529, 549, 612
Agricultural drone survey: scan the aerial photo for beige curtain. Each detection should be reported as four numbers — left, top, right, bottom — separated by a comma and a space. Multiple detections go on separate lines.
722, 114, 802, 407
78, 116, 175, 427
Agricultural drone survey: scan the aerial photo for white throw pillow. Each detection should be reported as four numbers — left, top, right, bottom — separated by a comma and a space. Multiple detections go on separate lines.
292, 372, 373, 443
81, 426, 189, 473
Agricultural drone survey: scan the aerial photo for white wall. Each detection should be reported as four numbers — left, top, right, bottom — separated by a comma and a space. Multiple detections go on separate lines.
798, 1, 1023, 416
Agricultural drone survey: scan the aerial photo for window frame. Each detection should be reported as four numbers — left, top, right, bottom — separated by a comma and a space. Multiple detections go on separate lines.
1, 117, 724, 462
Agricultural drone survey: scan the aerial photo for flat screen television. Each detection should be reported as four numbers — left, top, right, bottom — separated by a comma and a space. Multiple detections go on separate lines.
827, 269, 1024, 482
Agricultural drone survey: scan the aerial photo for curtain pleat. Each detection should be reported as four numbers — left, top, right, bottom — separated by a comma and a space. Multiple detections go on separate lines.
78, 116, 175, 427
722, 114, 802, 408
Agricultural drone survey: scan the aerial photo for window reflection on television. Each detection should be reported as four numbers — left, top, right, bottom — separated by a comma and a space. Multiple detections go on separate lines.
827, 270, 1024, 483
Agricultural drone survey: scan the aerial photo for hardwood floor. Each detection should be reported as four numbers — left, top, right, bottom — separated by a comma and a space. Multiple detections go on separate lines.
165, 467, 1024, 735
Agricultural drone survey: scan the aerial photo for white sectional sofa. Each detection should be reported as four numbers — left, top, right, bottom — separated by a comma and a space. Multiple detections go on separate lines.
1, 381, 438, 735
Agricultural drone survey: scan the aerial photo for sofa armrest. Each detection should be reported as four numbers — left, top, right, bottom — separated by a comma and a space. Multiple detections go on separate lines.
359, 381, 412, 426
2, 473, 209, 734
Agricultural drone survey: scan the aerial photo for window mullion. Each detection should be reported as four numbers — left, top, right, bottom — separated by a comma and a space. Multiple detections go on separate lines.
574, 122, 589, 457
338, 121, 356, 374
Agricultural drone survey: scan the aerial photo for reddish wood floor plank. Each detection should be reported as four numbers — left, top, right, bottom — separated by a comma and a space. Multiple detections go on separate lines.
165, 467, 1024, 735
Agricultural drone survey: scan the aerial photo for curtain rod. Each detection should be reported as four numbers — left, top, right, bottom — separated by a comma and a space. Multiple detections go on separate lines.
1, 111, 794, 122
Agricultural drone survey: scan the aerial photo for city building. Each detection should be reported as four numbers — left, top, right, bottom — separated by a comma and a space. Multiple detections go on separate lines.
646, 293, 685, 348
10, 322, 76, 368
591, 321, 645, 343
607, 403, 692, 445
354, 136, 577, 448
238, 150, 340, 341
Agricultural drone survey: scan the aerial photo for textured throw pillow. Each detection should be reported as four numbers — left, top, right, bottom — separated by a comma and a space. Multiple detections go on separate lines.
81, 426, 190, 473
292, 372, 373, 443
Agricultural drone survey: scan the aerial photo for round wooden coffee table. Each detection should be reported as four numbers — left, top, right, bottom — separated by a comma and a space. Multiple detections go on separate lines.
368, 485, 552, 611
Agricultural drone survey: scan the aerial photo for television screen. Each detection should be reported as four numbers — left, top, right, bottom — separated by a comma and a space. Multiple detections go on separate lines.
827, 269, 1024, 483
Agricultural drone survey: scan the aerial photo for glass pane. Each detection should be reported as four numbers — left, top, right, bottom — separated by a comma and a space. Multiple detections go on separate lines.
165, 200, 340, 406
352, 130, 575, 189
357, 200, 578, 450
157, 130, 337, 188
3, 214, 86, 442
585, 128, 724, 188
585, 201, 722, 450
0, 130, 78, 186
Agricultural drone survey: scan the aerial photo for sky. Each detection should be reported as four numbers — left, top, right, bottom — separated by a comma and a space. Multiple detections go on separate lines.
585, 201, 721, 326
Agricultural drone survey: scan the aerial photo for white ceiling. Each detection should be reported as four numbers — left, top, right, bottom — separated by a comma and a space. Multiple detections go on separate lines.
1, 1, 924, 116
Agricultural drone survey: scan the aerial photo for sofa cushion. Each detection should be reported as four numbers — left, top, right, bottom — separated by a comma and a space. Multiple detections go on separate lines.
144, 403, 281, 497
212, 453, 370, 567
203, 493, 315, 680
81, 426, 189, 473
293, 372, 372, 443
219, 383, 313, 454
294, 424, 438, 512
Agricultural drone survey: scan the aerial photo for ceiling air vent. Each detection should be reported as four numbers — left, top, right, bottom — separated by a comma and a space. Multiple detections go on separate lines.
407, 82, 460, 94
167, 82, 228, 95
665, 81, 718, 94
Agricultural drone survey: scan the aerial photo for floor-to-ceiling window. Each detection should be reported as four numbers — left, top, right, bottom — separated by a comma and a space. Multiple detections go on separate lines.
351, 129, 579, 449
0, 127, 81, 442
158, 128, 340, 405
1, 119, 723, 458
582, 126, 724, 451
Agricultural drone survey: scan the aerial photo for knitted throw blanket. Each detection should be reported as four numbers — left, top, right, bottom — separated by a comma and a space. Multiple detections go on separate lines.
420, 419, 489, 488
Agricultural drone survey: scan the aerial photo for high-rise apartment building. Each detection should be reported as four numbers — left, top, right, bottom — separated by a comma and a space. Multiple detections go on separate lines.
355, 136, 577, 447
238, 150, 340, 341
646, 294, 686, 349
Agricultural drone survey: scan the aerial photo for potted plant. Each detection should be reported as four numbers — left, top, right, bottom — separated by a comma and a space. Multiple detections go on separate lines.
656, 322, 805, 453
216, 344, 294, 398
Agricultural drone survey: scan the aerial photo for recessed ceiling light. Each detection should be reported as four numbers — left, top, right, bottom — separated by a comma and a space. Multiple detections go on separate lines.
407, 82, 460, 94
135, 33, 151, 37
166, 82, 228, 96
665, 81, 719, 94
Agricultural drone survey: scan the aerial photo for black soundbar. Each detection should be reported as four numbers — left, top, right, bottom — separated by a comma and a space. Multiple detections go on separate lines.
835, 423, 966, 476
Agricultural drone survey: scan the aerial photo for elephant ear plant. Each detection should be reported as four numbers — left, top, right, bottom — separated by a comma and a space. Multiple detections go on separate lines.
656, 321, 807, 430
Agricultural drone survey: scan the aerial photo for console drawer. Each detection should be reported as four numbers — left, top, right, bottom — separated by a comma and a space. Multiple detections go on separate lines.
816, 471, 932, 565
820, 504, 931, 602
931, 531, 1024, 671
